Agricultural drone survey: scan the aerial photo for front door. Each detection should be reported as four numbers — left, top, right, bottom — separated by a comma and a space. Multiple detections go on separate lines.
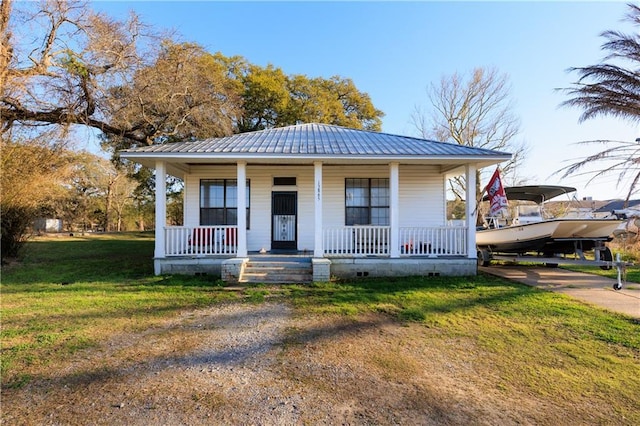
271, 191, 297, 250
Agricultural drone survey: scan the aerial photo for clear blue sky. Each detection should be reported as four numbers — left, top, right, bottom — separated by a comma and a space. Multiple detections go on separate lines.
91, 1, 637, 201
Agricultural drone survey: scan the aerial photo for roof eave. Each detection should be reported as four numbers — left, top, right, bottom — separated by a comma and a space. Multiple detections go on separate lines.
120, 151, 511, 163
121, 152, 510, 180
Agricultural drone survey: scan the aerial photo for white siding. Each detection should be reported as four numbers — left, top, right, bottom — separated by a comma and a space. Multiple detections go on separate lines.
398, 165, 446, 227
185, 165, 314, 252
184, 164, 446, 252
322, 165, 390, 228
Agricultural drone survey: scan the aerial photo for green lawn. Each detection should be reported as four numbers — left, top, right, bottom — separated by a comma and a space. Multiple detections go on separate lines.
560, 264, 640, 286
2, 233, 639, 420
1, 233, 238, 388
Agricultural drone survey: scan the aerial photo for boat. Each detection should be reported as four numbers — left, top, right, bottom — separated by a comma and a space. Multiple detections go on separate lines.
476, 185, 623, 266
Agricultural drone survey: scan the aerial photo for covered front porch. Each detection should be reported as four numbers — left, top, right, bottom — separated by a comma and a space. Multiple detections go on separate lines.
151, 159, 477, 282
120, 123, 511, 281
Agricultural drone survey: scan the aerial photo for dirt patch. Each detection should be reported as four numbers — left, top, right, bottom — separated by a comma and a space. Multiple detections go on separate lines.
0, 302, 625, 425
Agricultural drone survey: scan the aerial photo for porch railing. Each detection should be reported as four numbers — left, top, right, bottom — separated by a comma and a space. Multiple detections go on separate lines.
164, 225, 466, 257
323, 226, 390, 256
165, 226, 237, 256
323, 226, 467, 257
399, 226, 467, 256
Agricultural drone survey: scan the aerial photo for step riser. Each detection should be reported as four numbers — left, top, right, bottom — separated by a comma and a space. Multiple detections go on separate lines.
242, 275, 312, 281
240, 260, 313, 284
245, 263, 311, 267
240, 278, 312, 284
245, 265, 311, 270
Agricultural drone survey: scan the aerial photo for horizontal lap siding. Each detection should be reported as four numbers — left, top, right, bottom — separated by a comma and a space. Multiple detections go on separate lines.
322, 165, 389, 228
185, 165, 314, 252
323, 165, 444, 227
184, 165, 237, 229
184, 164, 446, 251
259, 166, 314, 252
399, 165, 446, 227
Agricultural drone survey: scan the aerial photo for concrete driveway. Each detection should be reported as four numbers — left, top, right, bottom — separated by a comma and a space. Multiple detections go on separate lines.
480, 265, 640, 319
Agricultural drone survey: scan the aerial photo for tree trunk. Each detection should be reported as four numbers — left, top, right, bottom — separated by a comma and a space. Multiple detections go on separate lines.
104, 180, 114, 232
0, 0, 12, 94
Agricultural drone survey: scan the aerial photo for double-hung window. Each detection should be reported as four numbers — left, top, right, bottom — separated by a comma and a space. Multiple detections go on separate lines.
345, 178, 389, 225
200, 179, 250, 228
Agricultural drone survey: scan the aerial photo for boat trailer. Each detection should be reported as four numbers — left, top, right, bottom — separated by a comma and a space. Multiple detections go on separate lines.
477, 246, 631, 291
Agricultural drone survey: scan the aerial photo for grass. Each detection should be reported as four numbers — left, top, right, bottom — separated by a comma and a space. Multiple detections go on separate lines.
556, 243, 640, 285
282, 277, 639, 418
560, 264, 640, 286
1, 233, 239, 388
2, 233, 639, 421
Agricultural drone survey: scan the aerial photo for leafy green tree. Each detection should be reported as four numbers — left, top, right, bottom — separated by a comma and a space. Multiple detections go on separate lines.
2, 0, 383, 144
215, 55, 384, 132
236, 64, 290, 132
287, 75, 384, 131
1, 0, 385, 244
558, 3, 640, 202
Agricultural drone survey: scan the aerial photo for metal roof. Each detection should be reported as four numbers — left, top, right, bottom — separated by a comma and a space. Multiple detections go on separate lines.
121, 123, 510, 158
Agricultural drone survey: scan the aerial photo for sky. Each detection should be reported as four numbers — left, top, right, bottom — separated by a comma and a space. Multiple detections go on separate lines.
89, 0, 638, 201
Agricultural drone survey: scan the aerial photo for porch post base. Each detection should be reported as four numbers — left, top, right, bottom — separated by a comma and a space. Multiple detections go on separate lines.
222, 258, 248, 284
312, 258, 331, 282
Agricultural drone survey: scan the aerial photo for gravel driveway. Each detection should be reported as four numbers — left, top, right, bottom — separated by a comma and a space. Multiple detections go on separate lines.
2, 301, 623, 425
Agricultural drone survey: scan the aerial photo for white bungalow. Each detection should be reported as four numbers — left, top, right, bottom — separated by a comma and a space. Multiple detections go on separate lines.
120, 123, 510, 283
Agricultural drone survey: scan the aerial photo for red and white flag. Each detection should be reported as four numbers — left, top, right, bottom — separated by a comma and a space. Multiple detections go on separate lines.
485, 168, 508, 216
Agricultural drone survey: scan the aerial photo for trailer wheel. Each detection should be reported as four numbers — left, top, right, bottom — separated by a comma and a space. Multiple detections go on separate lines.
477, 249, 491, 267
613, 282, 623, 291
599, 247, 613, 270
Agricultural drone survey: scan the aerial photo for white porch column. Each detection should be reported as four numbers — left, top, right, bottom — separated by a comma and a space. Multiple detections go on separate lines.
465, 164, 477, 259
314, 161, 323, 257
154, 160, 167, 275
390, 162, 400, 258
236, 161, 248, 257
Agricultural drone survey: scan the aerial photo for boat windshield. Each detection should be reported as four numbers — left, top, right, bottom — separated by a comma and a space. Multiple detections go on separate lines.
516, 205, 543, 224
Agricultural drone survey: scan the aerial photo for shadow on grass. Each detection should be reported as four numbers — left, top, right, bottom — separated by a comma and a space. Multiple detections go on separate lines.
4, 304, 393, 388
0, 274, 225, 295
4, 234, 639, 400
285, 274, 539, 318
1, 304, 465, 424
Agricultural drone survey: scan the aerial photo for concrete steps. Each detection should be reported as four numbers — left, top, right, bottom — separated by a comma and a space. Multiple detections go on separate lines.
239, 258, 313, 284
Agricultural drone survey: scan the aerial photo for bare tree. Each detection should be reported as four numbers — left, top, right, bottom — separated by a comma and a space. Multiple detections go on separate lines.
557, 3, 640, 203
1, 0, 239, 148
413, 67, 527, 203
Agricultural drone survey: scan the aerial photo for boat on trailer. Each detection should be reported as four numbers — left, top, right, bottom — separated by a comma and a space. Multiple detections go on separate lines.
476, 185, 623, 268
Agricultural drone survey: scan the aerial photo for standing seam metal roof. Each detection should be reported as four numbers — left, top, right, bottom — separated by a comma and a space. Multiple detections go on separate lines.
121, 123, 509, 157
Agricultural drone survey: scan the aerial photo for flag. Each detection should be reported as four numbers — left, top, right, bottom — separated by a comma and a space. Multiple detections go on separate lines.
485, 168, 508, 216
